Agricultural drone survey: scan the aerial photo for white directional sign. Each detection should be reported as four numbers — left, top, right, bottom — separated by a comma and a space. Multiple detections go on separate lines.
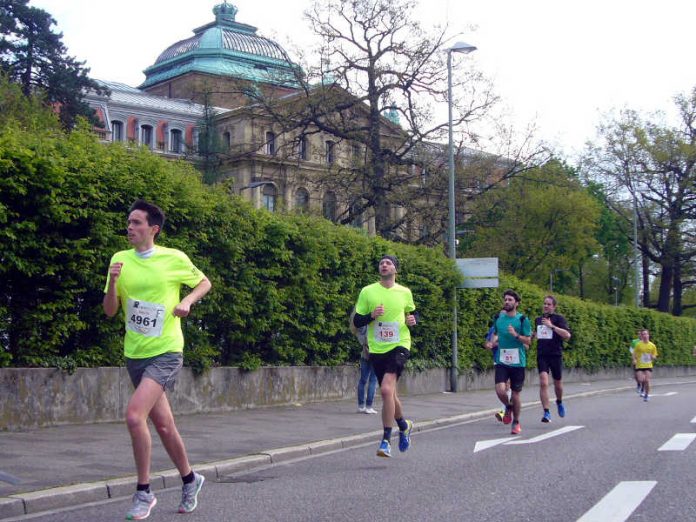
456, 258, 499, 289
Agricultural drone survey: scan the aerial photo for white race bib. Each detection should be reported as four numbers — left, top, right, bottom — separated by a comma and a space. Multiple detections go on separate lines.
374, 322, 400, 343
126, 298, 165, 337
537, 324, 553, 340
641, 353, 652, 364
499, 348, 520, 365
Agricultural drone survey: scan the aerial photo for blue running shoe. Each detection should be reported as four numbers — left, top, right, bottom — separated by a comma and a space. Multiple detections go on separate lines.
377, 439, 392, 458
541, 410, 551, 423
557, 402, 566, 418
399, 419, 413, 452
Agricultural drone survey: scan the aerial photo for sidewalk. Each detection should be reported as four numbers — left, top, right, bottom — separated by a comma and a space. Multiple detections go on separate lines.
0, 377, 686, 518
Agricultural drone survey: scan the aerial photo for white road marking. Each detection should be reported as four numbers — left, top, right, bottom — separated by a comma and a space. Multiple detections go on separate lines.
649, 391, 677, 397
473, 436, 517, 453
658, 433, 696, 451
0, 471, 21, 485
577, 481, 657, 522
690, 415, 696, 424
504, 425, 584, 445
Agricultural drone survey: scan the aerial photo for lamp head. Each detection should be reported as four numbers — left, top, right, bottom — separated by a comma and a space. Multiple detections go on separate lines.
448, 41, 477, 54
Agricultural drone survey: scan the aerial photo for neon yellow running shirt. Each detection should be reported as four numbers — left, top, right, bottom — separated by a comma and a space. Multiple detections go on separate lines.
355, 282, 416, 354
104, 247, 205, 359
633, 341, 658, 369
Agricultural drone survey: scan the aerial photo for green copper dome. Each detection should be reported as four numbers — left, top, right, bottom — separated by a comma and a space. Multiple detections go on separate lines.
140, 2, 300, 89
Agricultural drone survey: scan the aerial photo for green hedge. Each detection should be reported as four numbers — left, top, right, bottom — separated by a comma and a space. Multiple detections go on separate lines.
457, 276, 696, 373
1, 81, 695, 372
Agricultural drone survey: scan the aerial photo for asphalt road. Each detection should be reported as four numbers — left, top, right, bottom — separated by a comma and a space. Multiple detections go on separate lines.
14, 382, 696, 522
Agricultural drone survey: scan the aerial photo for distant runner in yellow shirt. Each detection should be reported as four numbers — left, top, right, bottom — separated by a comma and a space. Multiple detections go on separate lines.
632, 329, 658, 402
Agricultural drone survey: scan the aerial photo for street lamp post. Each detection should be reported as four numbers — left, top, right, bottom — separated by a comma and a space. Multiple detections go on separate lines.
633, 193, 641, 307
447, 41, 477, 393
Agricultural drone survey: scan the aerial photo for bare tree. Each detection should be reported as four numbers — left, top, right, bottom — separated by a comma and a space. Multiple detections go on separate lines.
209, 0, 547, 241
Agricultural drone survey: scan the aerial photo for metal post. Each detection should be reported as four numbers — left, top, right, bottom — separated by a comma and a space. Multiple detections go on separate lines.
445, 42, 476, 393
447, 50, 458, 392
633, 193, 640, 307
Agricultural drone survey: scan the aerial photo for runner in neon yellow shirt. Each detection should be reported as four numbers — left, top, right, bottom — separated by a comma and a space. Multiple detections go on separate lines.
103, 200, 211, 519
632, 329, 658, 402
353, 255, 417, 458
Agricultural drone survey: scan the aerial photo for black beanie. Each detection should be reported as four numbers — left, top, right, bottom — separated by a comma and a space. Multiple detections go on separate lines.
379, 255, 399, 270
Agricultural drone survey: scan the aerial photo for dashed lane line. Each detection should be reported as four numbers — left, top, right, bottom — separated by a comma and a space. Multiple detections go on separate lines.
576, 481, 657, 522
658, 433, 696, 451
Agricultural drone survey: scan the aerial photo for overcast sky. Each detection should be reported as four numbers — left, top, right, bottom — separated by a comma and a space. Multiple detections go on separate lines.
27, 0, 696, 158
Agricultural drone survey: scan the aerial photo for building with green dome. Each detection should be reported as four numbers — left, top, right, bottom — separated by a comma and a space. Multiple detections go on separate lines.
140, 1, 301, 109
86, 2, 451, 241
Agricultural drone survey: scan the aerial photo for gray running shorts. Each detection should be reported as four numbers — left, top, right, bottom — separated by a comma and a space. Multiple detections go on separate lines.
126, 352, 183, 392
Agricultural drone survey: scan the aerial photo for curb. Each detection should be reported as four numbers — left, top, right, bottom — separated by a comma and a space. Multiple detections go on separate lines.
0, 382, 665, 519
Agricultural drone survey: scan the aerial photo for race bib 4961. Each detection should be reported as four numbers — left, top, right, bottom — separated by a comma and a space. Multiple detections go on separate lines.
126, 298, 165, 337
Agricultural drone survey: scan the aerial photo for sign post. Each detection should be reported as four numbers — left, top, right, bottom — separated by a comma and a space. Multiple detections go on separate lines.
451, 258, 499, 392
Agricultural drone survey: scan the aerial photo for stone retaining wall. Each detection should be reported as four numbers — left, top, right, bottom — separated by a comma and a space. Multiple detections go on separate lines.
2, 365, 695, 431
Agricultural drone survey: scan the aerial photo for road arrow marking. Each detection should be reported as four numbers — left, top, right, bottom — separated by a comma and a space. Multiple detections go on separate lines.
658, 433, 696, 451
690, 415, 696, 424
505, 425, 584, 445
577, 481, 656, 522
0, 471, 21, 485
473, 436, 517, 453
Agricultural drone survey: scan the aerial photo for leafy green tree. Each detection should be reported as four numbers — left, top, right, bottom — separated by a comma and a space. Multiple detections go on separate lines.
0, 0, 107, 127
577, 181, 635, 303
461, 159, 601, 291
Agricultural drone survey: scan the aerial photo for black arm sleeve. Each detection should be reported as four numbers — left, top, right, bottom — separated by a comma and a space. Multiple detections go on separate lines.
353, 311, 372, 328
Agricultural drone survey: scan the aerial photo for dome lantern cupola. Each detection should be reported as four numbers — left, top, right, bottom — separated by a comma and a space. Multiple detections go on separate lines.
140, 3, 300, 91
213, 1, 238, 23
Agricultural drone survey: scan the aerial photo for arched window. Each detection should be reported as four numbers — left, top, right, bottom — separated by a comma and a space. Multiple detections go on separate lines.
325, 140, 335, 164
323, 191, 337, 222
140, 125, 153, 149
170, 129, 183, 153
299, 135, 309, 160
262, 184, 277, 212
265, 131, 276, 156
295, 188, 310, 213
111, 120, 123, 142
